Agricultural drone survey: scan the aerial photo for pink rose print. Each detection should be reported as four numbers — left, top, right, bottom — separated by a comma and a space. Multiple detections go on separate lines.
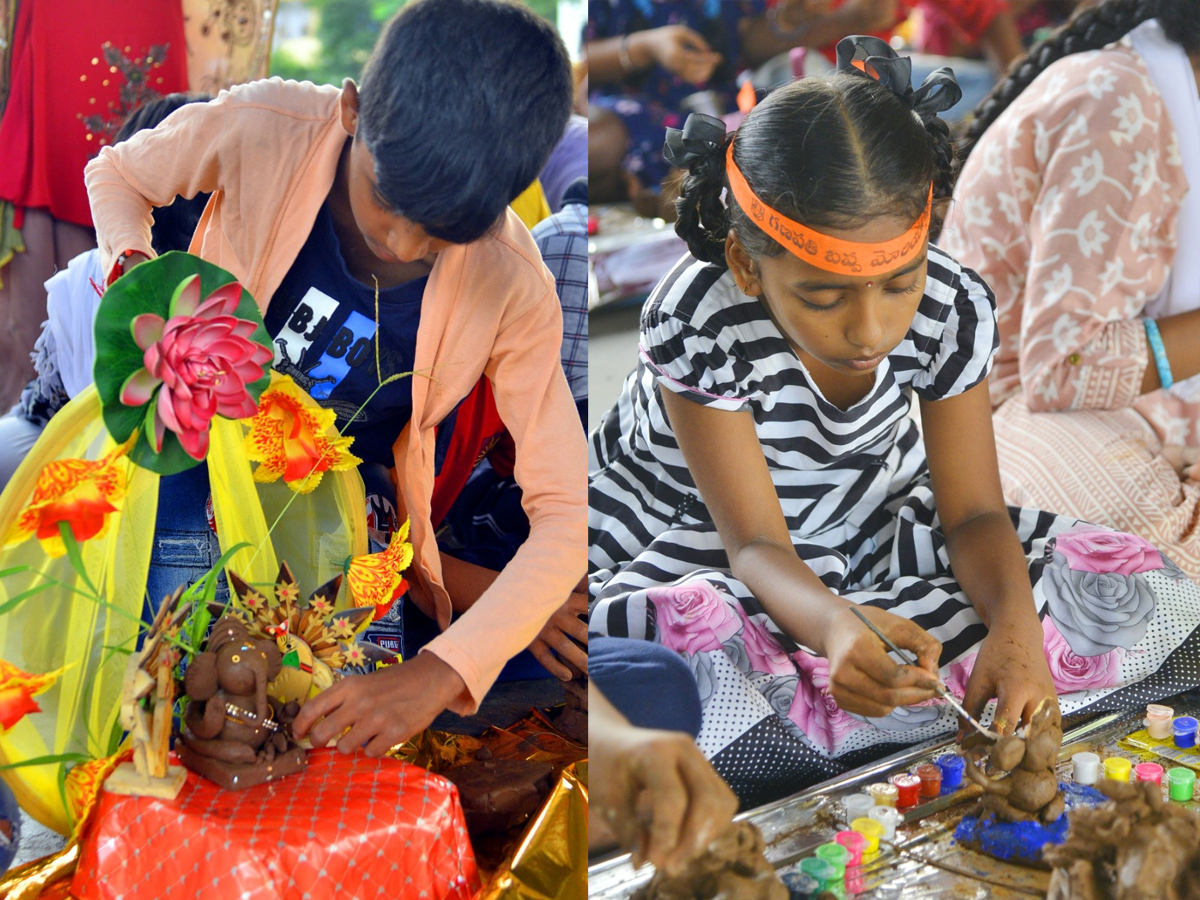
943, 653, 977, 698
737, 610, 796, 676
1042, 615, 1124, 693
787, 651, 866, 753
647, 579, 741, 655
1053, 530, 1163, 576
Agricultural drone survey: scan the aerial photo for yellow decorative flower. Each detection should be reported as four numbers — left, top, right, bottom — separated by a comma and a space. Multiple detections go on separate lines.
244, 373, 361, 494
275, 581, 300, 605
347, 519, 413, 620
6, 440, 132, 558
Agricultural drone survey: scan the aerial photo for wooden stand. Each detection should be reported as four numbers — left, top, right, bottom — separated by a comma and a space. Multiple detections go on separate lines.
104, 587, 190, 800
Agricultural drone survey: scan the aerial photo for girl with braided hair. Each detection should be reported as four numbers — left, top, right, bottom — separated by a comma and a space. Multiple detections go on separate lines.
589, 35, 1200, 807
943, 1, 1200, 577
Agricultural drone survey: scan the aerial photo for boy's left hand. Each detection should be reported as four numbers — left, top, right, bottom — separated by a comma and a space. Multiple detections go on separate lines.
292, 652, 467, 756
961, 614, 1058, 737
528, 590, 589, 680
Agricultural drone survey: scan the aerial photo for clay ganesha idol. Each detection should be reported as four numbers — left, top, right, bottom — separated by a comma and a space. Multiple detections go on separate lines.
177, 616, 307, 789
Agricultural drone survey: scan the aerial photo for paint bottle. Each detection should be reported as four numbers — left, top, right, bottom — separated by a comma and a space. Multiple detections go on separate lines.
916, 763, 942, 798
849, 817, 884, 855
936, 753, 965, 791
1134, 762, 1164, 786
867, 805, 903, 841
1103, 756, 1132, 782
891, 773, 921, 808
798, 857, 838, 891
1168, 767, 1196, 802
815, 842, 849, 881
1173, 716, 1198, 749
867, 782, 899, 808
833, 830, 866, 866
842, 792, 876, 823
1145, 704, 1174, 740
1071, 751, 1100, 785
781, 870, 820, 900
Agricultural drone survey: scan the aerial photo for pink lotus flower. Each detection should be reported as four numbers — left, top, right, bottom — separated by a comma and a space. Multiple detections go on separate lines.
788, 650, 866, 753
646, 579, 741, 655
1053, 530, 1163, 576
119, 275, 273, 460
1042, 615, 1124, 693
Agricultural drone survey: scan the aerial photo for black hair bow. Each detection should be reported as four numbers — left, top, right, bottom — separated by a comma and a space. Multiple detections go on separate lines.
835, 35, 961, 120
664, 113, 727, 169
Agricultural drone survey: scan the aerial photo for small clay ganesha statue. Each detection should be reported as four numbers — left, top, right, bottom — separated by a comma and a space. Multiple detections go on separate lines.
966, 697, 1065, 824
177, 616, 307, 790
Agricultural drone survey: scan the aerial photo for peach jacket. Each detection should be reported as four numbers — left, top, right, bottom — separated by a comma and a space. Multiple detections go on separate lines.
942, 41, 1195, 445
85, 78, 587, 712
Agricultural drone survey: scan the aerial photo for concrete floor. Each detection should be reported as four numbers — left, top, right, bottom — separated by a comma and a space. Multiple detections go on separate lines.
588, 302, 642, 437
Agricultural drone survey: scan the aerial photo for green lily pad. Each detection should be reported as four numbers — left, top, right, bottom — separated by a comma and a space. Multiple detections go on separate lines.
93, 251, 273, 475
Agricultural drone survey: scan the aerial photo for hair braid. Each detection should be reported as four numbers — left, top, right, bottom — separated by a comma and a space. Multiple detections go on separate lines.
673, 133, 735, 267
955, 0, 1162, 179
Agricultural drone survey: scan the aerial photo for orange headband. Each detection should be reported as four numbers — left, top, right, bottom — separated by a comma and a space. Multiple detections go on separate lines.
725, 142, 932, 276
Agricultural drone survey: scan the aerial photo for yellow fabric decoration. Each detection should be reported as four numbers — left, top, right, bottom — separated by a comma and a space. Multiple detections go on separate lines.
0, 383, 367, 834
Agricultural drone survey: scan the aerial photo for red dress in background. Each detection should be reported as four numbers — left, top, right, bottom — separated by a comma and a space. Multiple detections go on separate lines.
0, 0, 190, 228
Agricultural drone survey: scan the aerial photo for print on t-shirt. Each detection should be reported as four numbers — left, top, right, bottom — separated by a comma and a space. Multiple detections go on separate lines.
264, 201, 427, 467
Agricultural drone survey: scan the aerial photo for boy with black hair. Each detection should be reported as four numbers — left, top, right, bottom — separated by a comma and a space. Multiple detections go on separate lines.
85, 0, 586, 753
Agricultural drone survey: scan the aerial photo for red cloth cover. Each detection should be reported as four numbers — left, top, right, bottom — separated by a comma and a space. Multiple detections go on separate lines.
73, 750, 479, 900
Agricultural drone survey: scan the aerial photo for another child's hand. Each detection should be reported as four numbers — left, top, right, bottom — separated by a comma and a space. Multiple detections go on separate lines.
961, 615, 1058, 737
591, 706, 737, 876
823, 604, 941, 717
292, 652, 467, 756
642, 25, 723, 85
527, 590, 588, 680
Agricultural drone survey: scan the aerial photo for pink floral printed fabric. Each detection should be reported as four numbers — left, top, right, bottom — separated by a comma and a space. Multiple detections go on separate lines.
942, 42, 1193, 439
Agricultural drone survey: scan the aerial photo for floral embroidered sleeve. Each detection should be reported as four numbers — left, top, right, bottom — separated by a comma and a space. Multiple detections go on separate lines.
944, 47, 1186, 412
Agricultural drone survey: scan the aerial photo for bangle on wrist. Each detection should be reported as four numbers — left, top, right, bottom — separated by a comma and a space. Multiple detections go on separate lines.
767, 4, 809, 39
618, 33, 635, 73
1144, 317, 1174, 389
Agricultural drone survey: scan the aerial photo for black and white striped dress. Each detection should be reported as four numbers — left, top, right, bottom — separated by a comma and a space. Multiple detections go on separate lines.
589, 248, 1200, 807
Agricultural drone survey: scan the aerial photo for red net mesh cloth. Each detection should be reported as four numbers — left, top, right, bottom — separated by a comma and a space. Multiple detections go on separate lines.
72, 750, 479, 900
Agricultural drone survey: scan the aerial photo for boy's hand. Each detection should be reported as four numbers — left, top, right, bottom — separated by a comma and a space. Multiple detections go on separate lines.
528, 590, 588, 680
292, 652, 467, 756
822, 604, 941, 718
961, 614, 1058, 737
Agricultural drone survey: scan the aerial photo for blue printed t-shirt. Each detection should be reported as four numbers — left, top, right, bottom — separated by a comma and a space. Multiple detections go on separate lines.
264, 201, 428, 467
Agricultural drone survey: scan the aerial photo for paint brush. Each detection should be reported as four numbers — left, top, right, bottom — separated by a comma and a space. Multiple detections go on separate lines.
848, 606, 1000, 741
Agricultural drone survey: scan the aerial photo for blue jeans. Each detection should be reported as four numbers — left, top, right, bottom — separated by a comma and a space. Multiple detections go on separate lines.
591, 636, 702, 736
143, 463, 227, 625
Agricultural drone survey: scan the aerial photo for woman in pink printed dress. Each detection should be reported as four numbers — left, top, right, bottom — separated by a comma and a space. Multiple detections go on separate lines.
942, 0, 1200, 575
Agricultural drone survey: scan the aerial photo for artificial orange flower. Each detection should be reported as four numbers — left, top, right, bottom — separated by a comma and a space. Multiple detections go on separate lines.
244, 373, 360, 494
6, 440, 131, 558
347, 519, 413, 620
0, 660, 66, 731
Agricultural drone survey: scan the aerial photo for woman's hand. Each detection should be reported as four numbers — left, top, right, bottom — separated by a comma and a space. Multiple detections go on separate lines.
591, 688, 737, 876
637, 25, 722, 85
961, 614, 1058, 737
822, 604, 942, 717
292, 651, 467, 756
528, 590, 589, 680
